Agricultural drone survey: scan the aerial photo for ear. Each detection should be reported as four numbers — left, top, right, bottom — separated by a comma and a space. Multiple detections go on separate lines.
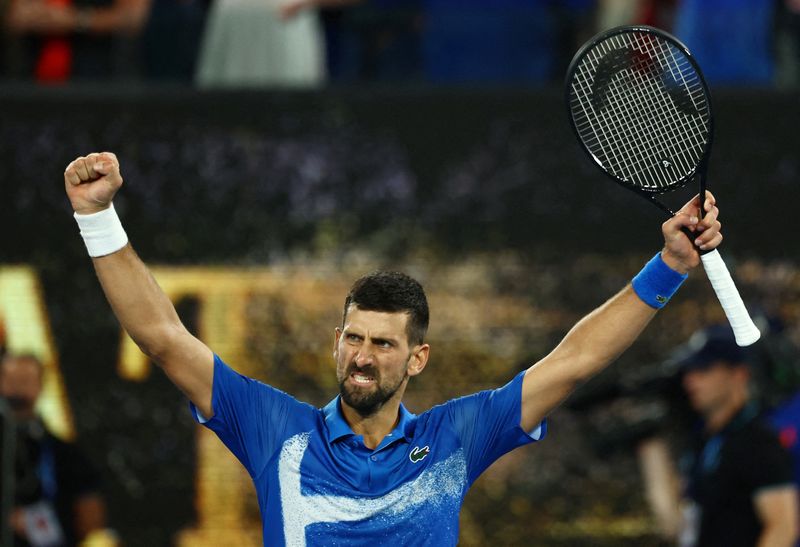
407, 344, 430, 378
333, 327, 342, 360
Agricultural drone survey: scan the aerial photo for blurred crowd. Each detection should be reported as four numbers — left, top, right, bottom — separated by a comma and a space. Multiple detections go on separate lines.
1, 0, 799, 88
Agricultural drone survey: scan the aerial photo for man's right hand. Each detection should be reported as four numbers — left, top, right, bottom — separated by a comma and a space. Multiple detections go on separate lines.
64, 152, 123, 215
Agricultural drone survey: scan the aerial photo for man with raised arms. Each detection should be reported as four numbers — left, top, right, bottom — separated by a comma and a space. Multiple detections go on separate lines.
64, 152, 723, 546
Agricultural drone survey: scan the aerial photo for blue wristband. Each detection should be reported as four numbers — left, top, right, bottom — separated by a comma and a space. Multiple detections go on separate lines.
631, 253, 688, 309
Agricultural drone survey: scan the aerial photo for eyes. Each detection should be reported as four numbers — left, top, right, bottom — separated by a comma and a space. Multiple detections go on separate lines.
343, 333, 395, 349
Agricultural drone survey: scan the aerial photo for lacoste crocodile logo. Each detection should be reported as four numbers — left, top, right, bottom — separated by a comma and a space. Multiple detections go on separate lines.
409, 445, 430, 463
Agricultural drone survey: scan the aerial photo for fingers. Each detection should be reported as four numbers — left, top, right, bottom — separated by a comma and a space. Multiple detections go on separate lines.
666, 193, 723, 251
64, 161, 82, 186
64, 152, 120, 184
697, 229, 723, 251
678, 191, 716, 217
662, 210, 698, 242
693, 194, 722, 251
91, 151, 119, 176
702, 190, 716, 215
64, 152, 123, 215
64, 155, 98, 184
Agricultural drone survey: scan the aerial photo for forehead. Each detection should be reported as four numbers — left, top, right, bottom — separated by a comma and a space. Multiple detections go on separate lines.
343, 306, 410, 336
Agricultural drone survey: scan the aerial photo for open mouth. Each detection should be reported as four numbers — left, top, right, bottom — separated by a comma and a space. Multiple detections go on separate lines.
350, 372, 375, 385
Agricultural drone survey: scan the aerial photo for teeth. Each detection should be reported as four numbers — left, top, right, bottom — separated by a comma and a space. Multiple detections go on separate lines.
353, 374, 372, 384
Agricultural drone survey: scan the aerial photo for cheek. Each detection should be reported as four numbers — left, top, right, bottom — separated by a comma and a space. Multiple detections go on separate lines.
335, 346, 352, 372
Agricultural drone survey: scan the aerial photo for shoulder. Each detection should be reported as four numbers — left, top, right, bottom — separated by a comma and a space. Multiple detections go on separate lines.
417, 373, 525, 427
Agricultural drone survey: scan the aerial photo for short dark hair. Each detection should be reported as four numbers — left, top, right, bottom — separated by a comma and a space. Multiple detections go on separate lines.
343, 271, 429, 345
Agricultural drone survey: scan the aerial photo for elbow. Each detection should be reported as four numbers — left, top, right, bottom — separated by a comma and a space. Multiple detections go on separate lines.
134, 321, 187, 365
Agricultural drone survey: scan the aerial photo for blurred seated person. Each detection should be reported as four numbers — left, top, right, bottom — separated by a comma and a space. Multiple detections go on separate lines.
195, 0, 354, 88
673, 0, 775, 85
421, 0, 592, 84
637, 326, 798, 546
138, 0, 209, 83
292, 0, 423, 83
2, 0, 149, 83
0, 353, 106, 546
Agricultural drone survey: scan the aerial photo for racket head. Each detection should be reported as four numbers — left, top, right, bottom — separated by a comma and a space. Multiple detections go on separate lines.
565, 25, 714, 197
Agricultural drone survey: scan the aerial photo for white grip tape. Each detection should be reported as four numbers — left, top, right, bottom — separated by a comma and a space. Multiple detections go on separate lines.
74, 203, 129, 257
700, 249, 761, 346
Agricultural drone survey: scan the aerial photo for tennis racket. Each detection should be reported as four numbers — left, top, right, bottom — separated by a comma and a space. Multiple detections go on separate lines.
565, 25, 760, 346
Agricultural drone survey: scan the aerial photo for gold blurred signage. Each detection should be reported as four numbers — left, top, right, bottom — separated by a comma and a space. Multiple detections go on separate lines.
0, 265, 348, 546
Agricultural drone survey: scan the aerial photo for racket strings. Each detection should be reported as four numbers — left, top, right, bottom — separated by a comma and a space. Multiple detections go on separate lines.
572, 55, 675, 188
608, 40, 696, 186
598, 35, 705, 184
659, 36, 710, 161
587, 35, 701, 185
575, 34, 702, 185
635, 32, 708, 172
569, 30, 711, 190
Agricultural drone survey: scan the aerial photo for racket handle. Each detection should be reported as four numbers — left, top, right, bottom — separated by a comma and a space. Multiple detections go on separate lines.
699, 249, 761, 346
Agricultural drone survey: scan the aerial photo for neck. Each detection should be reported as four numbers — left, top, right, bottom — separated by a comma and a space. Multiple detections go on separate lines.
341, 397, 403, 450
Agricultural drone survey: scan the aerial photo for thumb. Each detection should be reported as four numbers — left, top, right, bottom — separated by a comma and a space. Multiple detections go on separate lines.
666, 211, 699, 234
92, 161, 112, 176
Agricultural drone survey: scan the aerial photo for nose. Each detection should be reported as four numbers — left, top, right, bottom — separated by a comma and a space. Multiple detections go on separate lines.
354, 345, 374, 367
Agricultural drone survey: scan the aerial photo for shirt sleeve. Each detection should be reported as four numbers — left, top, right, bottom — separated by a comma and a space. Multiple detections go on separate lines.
189, 354, 317, 478
443, 370, 546, 483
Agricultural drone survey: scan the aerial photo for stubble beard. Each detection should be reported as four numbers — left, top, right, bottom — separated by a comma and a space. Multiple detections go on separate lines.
339, 367, 408, 417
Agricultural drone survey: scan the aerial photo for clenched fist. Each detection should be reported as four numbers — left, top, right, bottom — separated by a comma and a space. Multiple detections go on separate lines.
64, 152, 123, 215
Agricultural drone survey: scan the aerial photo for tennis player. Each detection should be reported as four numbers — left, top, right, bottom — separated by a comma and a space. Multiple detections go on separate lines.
64, 151, 723, 546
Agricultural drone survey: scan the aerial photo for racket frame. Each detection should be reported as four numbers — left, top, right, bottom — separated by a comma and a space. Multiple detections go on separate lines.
564, 24, 761, 346
564, 24, 713, 218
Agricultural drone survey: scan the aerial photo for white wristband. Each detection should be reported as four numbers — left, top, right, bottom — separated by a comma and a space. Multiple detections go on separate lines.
74, 203, 129, 257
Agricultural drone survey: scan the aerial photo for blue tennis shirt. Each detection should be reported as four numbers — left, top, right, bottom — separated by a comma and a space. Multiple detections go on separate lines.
192, 355, 546, 546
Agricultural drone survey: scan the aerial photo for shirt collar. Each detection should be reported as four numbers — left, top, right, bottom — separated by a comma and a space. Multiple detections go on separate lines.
322, 396, 415, 446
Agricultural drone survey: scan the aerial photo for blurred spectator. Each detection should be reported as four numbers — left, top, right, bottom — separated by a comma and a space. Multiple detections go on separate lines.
139, 0, 210, 83
421, 0, 561, 84
1, 0, 149, 82
596, 0, 675, 30
319, 0, 423, 83
597, 0, 642, 29
672, 0, 775, 85
638, 326, 798, 546
195, 0, 361, 87
0, 353, 107, 546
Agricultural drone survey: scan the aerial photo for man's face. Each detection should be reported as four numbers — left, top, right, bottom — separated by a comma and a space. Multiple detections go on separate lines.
682, 361, 743, 416
334, 306, 424, 417
0, 357, 43, 419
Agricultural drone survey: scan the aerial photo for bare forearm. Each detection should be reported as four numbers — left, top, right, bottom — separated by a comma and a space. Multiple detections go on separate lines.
67, 154, 214, 413
755, 487, 799, 547
757, 525, 797, 547
637, 437, 682, 539
92, 244, 184, 360
556, 284, 656, 379
521, 284, 656, 429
